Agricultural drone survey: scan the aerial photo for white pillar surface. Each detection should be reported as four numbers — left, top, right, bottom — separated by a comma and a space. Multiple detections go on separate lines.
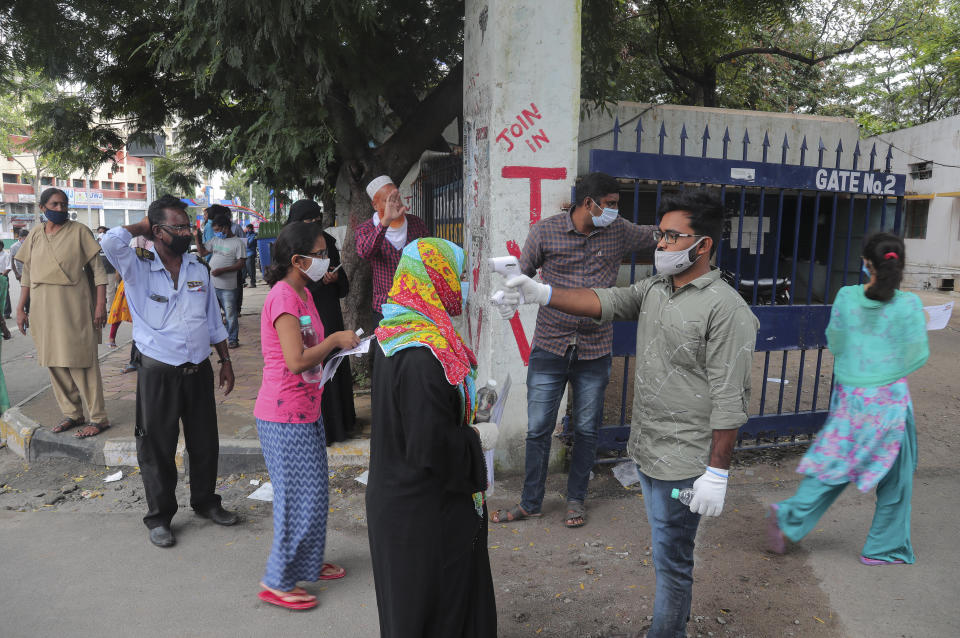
463, 0, 581, 472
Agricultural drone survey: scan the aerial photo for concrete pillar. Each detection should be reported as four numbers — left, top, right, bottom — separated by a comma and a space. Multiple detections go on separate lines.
463, 0, 581, 472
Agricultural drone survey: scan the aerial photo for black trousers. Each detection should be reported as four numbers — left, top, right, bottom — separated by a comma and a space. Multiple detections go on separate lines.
236, 269, 244, 313
245, 256, 257, 286
371, 311, 383, 379
135, 354, 221, 529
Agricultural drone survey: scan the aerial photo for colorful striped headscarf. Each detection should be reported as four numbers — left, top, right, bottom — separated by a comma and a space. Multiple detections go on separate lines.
376, 238, 478, 427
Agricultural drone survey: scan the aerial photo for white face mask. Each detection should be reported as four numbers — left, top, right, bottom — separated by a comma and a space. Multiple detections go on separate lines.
298, 256, 330, 282
654, 237, 706, 276
589, 199, 619, 228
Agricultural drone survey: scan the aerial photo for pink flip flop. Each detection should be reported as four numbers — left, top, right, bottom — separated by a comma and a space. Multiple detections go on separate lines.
318, 563, 345, 580
859, 555, 906, 566
258, 589, 317, 610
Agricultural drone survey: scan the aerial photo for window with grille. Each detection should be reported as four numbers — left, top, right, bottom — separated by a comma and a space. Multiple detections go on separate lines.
908, 161, 932, 180
2, 173, 18, 183
904, 200, 929, 239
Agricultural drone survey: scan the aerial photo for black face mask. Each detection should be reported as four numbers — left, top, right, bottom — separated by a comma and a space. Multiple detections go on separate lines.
44, 209, 68, 225
164, 234, 192, 255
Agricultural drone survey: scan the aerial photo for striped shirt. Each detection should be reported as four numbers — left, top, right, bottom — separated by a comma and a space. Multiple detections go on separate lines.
519, 211, 656, 359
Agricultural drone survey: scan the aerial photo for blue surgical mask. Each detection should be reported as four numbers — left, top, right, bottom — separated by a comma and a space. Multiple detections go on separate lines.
590, 199, 619, 228
461, 280, 469, 314
861, 260, 871, 279
214, 231, 226, 239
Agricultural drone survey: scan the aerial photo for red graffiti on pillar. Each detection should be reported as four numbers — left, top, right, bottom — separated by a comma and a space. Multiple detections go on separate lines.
503, 240, 531, 365
501, 166, 567, 226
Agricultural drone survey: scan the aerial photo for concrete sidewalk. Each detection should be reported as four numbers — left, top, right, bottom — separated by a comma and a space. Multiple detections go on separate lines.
0, 284, 372, 472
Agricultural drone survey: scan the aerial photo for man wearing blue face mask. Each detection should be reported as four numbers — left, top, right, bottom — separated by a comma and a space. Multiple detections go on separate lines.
490, 172, 656, 529
494, 189, 759, 638
196, 214, 246, 348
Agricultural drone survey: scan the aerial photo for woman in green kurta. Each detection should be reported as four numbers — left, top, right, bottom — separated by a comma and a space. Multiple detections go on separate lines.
0, 273, 12, 413
14, 187, 110, 437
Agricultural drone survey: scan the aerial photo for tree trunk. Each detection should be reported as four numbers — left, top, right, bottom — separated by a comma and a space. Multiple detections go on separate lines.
337, 164, 377, 378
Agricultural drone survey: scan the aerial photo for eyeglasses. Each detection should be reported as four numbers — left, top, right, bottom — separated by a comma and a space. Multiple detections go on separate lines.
298, 250, 329, 259
157, 224, 194, 234
653, 229, 703, 245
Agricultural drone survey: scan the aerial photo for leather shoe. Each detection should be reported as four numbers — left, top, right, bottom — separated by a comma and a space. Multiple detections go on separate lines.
149, 526, 176, 548
196, 504, 239, 526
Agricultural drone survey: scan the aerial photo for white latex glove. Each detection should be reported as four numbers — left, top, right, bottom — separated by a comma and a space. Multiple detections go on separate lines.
490, 289, 520, 319
473, 421, 499, 452
504, 274, 551, 305
688, 467, 728, 517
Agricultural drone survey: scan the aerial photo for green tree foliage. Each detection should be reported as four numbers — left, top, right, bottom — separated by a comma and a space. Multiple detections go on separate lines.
842, 1, 960, 134
152, 152, 201, 199
601, 0, 922, 110
222, 170, 272, 217
0, 70, 120, 217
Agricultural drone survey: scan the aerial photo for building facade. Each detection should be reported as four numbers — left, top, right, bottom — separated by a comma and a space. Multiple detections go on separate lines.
864, 116, 960, 291
0, 136, 149, 235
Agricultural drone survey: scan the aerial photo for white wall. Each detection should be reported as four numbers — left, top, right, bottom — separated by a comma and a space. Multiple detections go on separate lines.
864, 116, 960, 289
465, 0, 582, 472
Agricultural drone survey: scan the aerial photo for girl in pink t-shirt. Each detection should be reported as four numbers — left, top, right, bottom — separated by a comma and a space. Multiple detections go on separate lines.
253, 222, 360, 610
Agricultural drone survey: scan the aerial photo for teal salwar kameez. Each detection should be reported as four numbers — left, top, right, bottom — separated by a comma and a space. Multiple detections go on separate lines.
773, 285, 928, 564
0, 274, 10, 413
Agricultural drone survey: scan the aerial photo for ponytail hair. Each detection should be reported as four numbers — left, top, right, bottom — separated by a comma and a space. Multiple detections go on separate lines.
264, 221, 324, 287
862, 231, 904, 302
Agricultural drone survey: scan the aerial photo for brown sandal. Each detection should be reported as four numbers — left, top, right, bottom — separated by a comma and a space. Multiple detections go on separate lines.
75, 422, 110, 438
490, 504, 542, 524
52, 417, 81, 433
564, 500, 586, 528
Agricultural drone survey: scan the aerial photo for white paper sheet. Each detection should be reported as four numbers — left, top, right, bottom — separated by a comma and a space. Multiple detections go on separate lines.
924, 302, 954, 330
247, 482, 274, 502
318, 336, 375, 387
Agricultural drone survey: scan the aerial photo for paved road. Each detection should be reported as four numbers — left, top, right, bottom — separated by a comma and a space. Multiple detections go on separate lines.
0, 510, 380, 637
2, 275, 134, 408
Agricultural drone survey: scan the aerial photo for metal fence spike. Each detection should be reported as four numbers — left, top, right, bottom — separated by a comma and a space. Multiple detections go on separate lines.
852, 141, 861, 169
722, 127, 731, 159
701, 124, 710, 157
869, 142, 877, 171
781, 133, 789, 164
679, 124, 688, 156
658, 122, 667, 155
635, 117, 643, 152
835, 139, 843, 168
742, 129, 751, 161
885, 144, 894, 172
800, 135, 808, 165
612, 116, 621, 151
762, 131, 770, 163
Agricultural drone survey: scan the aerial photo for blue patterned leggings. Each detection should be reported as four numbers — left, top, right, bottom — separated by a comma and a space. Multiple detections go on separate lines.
256, 417, 329, 590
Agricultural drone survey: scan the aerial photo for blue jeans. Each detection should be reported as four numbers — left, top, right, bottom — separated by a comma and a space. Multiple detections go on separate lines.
637, 470, 701, 638
215, 287, 239, 344
520, 346, 611, 514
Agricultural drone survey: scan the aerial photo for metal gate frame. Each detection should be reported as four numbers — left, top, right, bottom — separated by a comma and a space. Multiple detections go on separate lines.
587, 120, 907, 455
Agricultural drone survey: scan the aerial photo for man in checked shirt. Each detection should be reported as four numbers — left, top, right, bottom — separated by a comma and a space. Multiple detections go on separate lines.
355, 175, 429, 326
490, 172, 656, 528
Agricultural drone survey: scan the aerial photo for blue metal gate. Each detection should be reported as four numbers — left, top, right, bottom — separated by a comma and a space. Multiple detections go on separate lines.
588, 119, 907, 454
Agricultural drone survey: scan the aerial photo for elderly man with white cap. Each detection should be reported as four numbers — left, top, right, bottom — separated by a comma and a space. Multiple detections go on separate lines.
355, 176, 429, 326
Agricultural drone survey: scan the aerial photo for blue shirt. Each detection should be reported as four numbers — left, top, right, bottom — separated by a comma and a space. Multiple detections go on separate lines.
101, 227, 229, 366
245, 231, 257, 256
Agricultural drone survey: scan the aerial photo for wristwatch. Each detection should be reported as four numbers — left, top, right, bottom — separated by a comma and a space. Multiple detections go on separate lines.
217, 356, 232, 364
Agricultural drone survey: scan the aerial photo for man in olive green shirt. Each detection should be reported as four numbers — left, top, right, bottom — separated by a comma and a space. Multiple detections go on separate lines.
495, 190, 758, 638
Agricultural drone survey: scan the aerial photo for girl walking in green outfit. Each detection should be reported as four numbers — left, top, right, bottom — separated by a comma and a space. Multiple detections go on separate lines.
0, 273, 12, 412
768, 232, 929, 565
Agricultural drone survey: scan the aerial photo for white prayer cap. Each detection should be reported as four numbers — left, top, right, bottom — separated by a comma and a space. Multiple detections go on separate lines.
365, 176, 394, 199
